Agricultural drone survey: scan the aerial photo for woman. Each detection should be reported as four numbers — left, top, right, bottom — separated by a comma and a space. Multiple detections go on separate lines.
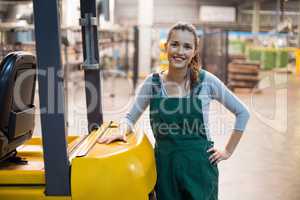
98, 22, 250, 200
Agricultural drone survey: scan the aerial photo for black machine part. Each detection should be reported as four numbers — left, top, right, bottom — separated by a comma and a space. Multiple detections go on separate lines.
80, 0, 103, 131
0, 52, 36, 162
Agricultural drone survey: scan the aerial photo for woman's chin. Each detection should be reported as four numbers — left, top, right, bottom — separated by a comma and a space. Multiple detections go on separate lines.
170, 62, 187, 69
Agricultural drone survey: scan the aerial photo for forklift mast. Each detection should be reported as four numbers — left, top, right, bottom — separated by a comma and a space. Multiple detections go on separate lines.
33, 0, 103, 196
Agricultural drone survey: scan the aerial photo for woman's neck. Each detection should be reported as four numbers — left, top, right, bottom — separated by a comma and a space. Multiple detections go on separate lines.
166, 67, 188, 84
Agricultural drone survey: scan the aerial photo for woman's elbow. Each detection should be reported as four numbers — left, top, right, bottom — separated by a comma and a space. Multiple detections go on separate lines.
236, 105, 250, 123
243, 106, 251, 122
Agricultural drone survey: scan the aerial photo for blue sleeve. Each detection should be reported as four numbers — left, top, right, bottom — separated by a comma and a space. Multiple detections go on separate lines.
206, 71, 250, 132
123, 74, 153, 126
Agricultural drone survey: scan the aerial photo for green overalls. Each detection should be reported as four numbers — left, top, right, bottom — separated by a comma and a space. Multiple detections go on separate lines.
150, 70, 219, 200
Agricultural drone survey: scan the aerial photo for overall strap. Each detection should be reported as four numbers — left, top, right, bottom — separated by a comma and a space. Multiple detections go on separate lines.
152, 73, 161, 96
192, 70, 206, 96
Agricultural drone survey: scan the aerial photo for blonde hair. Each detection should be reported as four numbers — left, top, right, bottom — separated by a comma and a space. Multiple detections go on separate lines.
166, 22, 201, 89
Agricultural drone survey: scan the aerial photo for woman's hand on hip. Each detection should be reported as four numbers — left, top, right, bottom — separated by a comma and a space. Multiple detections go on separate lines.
207, 148, 232, 164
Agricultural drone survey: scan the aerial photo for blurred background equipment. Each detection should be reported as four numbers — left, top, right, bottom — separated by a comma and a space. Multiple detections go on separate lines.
0, 0, 300, 200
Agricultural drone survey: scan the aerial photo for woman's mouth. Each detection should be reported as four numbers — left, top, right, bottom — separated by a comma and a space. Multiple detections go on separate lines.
172, 55, 186, 63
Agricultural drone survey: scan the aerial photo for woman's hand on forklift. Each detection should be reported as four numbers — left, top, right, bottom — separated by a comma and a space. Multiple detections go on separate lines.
97, 122, 132, 144
97, 134, 127, 144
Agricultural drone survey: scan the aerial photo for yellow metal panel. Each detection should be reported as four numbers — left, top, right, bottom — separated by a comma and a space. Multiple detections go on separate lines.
0, 170, 44, 185
71, 128, 157, 200
0, 139, 45, 185
0, 186, 71, 200
0, 136, 75, 199
0, 136, 81, 185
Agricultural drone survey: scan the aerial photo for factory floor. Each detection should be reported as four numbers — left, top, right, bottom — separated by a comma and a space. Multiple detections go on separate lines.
33, 70, 300, 200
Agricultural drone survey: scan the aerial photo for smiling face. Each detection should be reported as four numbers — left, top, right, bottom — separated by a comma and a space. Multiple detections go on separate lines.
165, 30, 196, 69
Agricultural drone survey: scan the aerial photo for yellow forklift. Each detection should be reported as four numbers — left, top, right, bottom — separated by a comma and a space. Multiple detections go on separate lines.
0, 0, 156, 199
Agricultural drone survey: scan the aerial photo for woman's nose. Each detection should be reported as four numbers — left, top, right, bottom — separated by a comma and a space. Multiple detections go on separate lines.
177, 45, 184, 54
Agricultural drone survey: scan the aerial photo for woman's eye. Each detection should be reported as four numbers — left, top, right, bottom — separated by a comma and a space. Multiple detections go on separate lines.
171, 43, 178, 47
184, 45, 192, 49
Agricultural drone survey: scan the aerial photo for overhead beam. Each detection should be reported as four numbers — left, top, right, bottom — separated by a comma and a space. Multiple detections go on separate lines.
238, 0, 254, 9
199, 0, 238, 7
238, 0, 270, 10
0, 0, 31, 5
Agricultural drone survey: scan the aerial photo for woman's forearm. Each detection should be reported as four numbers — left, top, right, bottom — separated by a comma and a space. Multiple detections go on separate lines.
208, 130, 244, 164
225, 130, 243, 155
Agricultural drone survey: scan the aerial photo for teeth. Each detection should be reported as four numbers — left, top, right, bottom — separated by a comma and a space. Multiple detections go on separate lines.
173, 56, 185, 61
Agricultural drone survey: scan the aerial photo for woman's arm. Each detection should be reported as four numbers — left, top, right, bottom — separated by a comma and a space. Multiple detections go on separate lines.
123, 74, 153, 128
224, 130, 243, 154
205, 72, 250, 163
98, 74, 153, 144
208, 130, 243, 164
207, 73, 250, 133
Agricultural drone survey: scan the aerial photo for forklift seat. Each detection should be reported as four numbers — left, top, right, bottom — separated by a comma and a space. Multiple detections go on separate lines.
0, 52, 36, 162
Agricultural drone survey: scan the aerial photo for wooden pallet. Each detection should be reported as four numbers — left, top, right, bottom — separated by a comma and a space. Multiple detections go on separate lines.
232, 87, 262, 94
228, 74, 260, 81
228, 62, 259, 74
228, 60, 260, 92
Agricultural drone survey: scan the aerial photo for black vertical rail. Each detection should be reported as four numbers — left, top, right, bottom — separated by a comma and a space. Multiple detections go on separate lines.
224, 31, 229, 85
124, 30, 129, 74
63, 40, 69, 129
133, 26, 139, 91
32, 0, 70, 196
280, 0, 285, 21
235, 6, 239, 24
80, 0, 103, 131
201, 28, 207, 69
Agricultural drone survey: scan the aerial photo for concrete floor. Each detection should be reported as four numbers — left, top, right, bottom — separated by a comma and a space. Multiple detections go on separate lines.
33, 70, 300, 200
217, 72, 300, 200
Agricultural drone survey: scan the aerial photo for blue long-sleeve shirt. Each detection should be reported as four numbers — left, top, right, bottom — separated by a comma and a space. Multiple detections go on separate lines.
123, 70, 250, 141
